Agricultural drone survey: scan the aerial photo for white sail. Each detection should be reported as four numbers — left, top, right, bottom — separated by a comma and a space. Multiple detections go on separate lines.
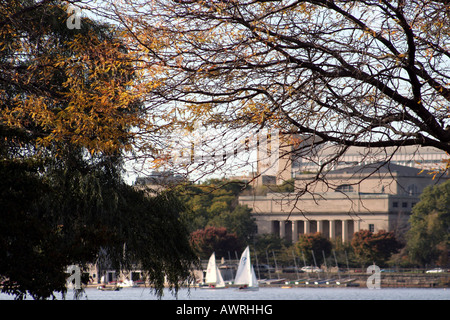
205, 252, 226, 288
234, 246, 259, 289
205, 252, 217, 284
215, 267, 226, 288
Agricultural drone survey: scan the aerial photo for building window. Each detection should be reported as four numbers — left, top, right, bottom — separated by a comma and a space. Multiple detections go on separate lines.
336, 184, 354, 192
369, 224, 375, 232
407, 184, 418, 195
393, 202, 398, 208
402, 202, 408, 208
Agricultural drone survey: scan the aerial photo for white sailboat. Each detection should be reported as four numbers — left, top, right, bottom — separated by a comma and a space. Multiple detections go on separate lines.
234, 246, 259, 291
202, 252, 226, 289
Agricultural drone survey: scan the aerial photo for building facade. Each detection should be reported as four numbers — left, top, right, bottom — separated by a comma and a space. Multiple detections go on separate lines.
240, 162, 449, 243
253, 130, 448, 185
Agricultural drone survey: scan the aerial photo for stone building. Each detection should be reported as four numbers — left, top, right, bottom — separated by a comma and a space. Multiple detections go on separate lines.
254, 130, 448, 185
239, 162, 449, 243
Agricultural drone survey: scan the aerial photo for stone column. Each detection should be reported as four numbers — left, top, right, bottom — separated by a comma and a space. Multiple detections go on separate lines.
342, 220, 349, 243
305, 220, 311, 234
330, 220, 336, 240
318, 220, 324, 235
292, 221, 299, 243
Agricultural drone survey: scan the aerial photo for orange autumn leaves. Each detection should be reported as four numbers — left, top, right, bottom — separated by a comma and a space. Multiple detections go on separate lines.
1, 26, 144, 156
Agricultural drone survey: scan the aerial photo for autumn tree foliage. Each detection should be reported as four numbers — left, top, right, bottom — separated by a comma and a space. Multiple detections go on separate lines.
351, 230, 402, 266
294, 232, 332, 266
1, 2, 145, 156
0, 1, 196, 300
102, 0, 450, 186
190, 226, 243, 259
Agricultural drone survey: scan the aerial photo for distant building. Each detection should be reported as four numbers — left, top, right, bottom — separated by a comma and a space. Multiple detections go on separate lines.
134, 171, 186, 192
254, 131, 448, 185
240, 162, 449, 243
294, 144, 448, 177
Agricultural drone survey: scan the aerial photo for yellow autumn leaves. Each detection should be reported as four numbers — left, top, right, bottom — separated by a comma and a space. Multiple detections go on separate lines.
1, 24, 147, 156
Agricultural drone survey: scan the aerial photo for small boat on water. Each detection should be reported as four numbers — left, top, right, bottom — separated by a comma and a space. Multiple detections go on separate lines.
263, 278, 287, 285
234, 246, 259, 291
314, 279, 334, 285
336, 278, 357, 285
200, 252, 227, 289
117, 279, 139, 288
97, 285, 122, 291
284, 279, 309, 285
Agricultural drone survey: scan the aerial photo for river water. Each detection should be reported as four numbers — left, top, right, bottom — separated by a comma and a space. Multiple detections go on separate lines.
2, 286, 447, 300
1, 287, 447, 320
84, 287, 450, 300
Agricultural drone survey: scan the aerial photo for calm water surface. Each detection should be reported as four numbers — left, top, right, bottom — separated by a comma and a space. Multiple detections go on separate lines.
2, 287, 447, 300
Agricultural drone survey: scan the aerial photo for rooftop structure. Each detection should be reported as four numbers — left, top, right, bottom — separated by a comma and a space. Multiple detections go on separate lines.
254, 131, 448, 185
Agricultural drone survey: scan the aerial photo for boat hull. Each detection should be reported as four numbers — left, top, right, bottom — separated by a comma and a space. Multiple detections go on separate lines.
199, 285, 227, 289
237, 286, 259, 291
97, 286, 122, 291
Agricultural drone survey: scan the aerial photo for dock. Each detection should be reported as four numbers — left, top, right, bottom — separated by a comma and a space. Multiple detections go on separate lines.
253, 271, 450, 288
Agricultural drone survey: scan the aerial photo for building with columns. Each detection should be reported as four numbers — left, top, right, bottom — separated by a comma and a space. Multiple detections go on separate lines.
254, 130, 448, 185
239, 162, 449, 243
